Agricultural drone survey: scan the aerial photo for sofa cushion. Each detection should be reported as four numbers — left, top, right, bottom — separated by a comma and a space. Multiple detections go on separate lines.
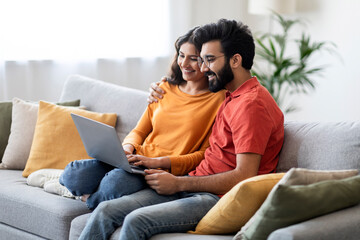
0, 98, 80, 170
0, 169, 90, 240
277, 167, 359, 185
22, 101, 117, 177
189, 173, 285, 235
278, 121, 360, 172
0, 101, 12, 162
267, 203, 360, 240
0, 223, 46, 240
236, 168, 360, 240
58, 75, 148, 142
27, 168, 65, 188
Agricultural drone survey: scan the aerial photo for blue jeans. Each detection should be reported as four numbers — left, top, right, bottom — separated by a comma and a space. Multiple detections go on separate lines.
59, 159, 146, 209
78, 188, 219, 240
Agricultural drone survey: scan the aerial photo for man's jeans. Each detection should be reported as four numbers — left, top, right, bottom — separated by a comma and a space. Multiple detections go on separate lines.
78, 188, 219, 240
59, 159, 146, 209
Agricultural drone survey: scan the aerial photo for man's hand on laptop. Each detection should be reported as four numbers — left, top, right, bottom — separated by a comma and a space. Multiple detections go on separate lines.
147, 76, 167, 104
127, 154, 171, 170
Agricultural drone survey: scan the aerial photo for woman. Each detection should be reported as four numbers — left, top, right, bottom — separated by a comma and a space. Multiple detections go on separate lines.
60, 27, 225, 210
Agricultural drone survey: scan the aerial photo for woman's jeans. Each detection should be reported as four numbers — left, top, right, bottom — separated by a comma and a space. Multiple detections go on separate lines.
59, 159, 146, 210
78, 188, 220, 240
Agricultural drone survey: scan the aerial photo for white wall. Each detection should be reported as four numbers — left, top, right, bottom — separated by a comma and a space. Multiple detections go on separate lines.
283, 0, 360, 121
174, 0, 360, 122
1, 0, 359, 122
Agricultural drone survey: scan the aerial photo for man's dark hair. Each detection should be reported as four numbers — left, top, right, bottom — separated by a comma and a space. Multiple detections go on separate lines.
168, 26, 199, 85
193, 19, 255, 70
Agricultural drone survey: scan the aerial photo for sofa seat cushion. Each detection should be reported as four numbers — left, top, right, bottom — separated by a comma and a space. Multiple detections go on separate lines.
0, 169, 90, 240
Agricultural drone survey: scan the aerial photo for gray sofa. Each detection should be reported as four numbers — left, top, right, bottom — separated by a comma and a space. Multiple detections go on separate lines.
0, 74, 359, 240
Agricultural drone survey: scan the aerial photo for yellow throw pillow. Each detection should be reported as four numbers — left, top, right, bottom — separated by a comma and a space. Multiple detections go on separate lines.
189, 173, 285, 235
22, 101, 117, 177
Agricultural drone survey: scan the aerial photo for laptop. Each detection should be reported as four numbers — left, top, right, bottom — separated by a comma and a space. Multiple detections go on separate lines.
71, 113, 146, 175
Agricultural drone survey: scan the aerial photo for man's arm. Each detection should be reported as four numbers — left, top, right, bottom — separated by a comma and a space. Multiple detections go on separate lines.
145, 153, 261, 195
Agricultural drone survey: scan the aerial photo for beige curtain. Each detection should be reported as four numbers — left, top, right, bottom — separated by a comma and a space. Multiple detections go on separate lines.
0, 0, 247, 102
0, 58, 171, 102
0, 0, 173, 102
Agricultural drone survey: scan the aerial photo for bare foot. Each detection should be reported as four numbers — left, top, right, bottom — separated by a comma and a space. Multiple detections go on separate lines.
80, 194, 90, 202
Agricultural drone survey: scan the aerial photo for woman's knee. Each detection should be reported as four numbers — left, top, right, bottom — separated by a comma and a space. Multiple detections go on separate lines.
99, 169, 146, 197
60, 159, 112, 195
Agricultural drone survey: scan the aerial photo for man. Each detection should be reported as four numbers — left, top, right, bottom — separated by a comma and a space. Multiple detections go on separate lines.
79, 19, 284, 240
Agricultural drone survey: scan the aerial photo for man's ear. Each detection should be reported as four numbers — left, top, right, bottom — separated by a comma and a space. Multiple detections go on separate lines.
230, 54, 242, 68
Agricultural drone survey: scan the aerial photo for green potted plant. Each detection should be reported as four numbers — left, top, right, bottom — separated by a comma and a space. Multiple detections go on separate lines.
252, 13, 337, 113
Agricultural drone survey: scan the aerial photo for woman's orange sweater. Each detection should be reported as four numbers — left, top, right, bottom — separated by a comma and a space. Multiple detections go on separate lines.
123, 82, 225, 176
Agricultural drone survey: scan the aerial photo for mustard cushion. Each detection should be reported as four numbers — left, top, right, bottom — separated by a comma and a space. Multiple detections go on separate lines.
0, 98, 81, 170
189, 173, 285, 235
22, 101, 117, 177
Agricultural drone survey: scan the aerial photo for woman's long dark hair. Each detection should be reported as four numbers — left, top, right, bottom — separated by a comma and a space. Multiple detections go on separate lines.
167, 26, 199, 86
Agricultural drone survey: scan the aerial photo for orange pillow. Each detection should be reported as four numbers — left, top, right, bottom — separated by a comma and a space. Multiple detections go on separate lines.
22, 101, 117, 177
189, 173, 285, 235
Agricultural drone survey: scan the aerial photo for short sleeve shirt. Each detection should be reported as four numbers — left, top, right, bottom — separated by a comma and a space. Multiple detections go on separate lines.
189, 77, 284, 176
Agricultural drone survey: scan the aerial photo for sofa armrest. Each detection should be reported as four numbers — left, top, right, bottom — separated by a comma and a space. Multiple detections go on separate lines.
268, 203, 360, 240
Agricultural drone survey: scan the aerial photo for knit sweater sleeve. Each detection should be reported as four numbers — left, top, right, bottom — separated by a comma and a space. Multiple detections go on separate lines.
169, 129, 212, 176
122, 105, 153, 150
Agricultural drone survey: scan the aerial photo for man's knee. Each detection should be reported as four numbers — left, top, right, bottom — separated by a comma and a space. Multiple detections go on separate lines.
94, 201, 117, 218
123, 208, 148, 229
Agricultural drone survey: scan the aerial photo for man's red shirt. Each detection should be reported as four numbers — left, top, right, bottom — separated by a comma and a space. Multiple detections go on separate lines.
190, 77, 284, 177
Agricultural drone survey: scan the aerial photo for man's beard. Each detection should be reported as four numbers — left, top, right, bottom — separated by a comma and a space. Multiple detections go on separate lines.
206, 62, 234, 93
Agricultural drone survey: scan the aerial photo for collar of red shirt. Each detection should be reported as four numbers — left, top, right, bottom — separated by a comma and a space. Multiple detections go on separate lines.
226, 76, 259, 99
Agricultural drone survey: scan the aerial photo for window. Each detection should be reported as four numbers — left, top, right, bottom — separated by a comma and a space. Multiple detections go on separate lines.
0, 0, 170, 60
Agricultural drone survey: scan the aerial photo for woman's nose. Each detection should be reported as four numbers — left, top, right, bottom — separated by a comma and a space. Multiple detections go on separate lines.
200, 62, 209, 72
182, 57, 190, 67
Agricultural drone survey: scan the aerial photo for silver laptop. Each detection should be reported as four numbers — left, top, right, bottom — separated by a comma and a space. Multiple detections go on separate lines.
71, 113, 146, 175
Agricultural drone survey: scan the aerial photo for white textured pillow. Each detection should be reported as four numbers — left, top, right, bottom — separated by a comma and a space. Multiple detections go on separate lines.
27, 168, 64, 188
27, 169, 75, 198
0, 98, 39, 169
0, 98, 83, 170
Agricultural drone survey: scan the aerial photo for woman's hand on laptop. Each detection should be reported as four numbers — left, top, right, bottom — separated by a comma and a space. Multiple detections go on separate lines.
123, 144, 135, 155
127, 154, 170, 170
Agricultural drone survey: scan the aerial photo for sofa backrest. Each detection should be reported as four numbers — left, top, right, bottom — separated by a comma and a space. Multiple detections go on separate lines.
59, 75, 148, 141
277, 121, 360, 172
59, 75, 360, 173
